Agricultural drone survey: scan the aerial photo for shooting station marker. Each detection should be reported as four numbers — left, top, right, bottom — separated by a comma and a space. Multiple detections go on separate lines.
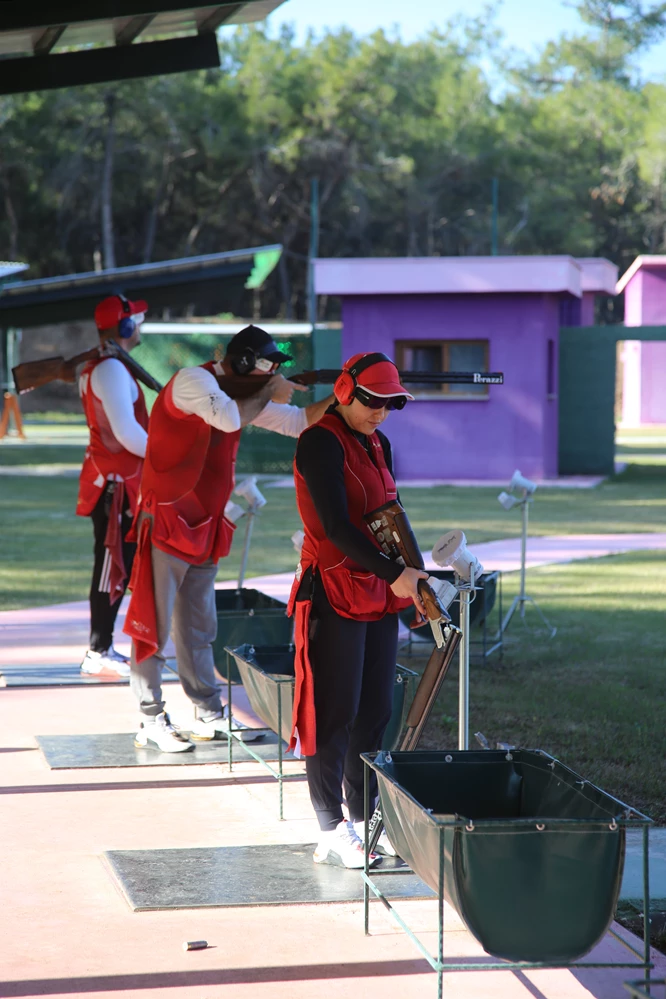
35, 732, 296, 770
104, 843, 432, 911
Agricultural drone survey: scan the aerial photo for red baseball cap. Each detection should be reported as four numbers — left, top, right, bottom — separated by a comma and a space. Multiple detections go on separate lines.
94, 295, 148, 331
345, 353, 414, 399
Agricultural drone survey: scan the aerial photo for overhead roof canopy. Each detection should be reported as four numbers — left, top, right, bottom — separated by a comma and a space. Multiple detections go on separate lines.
0, 245, 282, 327
314, 256, 618, 299
0, 1, 287, 94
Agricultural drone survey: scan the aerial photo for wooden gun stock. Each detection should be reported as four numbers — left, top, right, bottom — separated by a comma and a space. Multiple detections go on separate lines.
12, 340, 163, 396
13, 349, 100, 393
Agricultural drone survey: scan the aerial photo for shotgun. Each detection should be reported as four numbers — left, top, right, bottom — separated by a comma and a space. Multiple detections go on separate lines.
12, 339, 163, 395
367, 624, 462, 855
215, 368, 503, 400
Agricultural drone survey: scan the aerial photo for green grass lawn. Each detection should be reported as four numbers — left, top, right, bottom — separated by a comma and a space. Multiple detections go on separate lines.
2, 459, 666, 609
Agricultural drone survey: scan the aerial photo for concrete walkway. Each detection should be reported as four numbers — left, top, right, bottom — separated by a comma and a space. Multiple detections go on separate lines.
0, 684, 664, 1000
3, 532, 666, 666
2, 532, 666, 998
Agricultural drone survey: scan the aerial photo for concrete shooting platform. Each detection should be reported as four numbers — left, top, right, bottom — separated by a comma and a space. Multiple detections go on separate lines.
2, 534, 666, 998
0, 683, 664, 1000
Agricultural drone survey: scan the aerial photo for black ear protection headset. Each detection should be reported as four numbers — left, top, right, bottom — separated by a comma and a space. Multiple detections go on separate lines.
117, 294, 137, 339
229, 346, 258, 375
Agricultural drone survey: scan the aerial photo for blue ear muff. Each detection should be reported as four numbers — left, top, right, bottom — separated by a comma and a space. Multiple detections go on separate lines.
118, 316, 136, 339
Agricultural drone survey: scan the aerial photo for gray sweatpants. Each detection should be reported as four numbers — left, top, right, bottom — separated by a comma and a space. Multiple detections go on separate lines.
130, 544, 222, 719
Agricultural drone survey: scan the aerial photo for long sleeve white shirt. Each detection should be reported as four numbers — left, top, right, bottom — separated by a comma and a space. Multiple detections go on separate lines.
88, 357, 148, 458
171, 365, 308, 438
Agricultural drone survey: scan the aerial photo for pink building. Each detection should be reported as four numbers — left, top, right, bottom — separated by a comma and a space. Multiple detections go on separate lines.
616, 256, 666, 426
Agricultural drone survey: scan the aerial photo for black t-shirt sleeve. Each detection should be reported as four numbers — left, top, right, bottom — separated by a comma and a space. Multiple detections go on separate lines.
295, 426, 403, 584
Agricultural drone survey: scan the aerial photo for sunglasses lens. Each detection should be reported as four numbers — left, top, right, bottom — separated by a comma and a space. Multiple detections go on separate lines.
355, 388, 407, 411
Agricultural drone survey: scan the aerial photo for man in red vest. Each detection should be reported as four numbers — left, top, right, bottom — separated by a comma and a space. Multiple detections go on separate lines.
77, 294, 149, 678
124, 325, 332, 752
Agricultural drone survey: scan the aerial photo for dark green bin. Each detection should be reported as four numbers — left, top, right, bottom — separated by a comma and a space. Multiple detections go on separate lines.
367, 749, 632, 964
212, 589, 292, 683
227, 644, 417, 752
227, 644, 295, 745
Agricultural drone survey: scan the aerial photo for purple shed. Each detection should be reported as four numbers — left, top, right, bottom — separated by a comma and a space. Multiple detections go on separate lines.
314, 256, 616, 481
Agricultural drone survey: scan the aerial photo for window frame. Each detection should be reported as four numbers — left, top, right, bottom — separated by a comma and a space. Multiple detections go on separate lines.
395, 339, 490, 400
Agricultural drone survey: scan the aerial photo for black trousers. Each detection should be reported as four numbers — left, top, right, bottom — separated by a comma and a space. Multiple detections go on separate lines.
89, 483, 136, 653
305, 578, 398, 832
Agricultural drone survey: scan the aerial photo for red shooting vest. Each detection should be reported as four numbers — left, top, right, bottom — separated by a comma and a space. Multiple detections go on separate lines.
76, 357, 148, 518
288, 412, 411, 756
77, 357, 149, 605
124, 362, 241, 661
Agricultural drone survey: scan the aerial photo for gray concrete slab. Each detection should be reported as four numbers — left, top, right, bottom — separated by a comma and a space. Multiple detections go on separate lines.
35, 732, 296, 769
103, 843, 432, 911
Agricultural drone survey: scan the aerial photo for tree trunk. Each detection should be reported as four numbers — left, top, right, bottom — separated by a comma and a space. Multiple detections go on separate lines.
101, 92, 117, 270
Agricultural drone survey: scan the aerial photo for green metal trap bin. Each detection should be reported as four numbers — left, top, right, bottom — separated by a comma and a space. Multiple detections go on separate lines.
361, 749, 653, 998
224, 643, 417, 819
212, 588, 293, 684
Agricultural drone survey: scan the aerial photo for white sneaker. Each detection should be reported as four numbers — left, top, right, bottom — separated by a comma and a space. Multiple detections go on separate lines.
134, 712, 193, 753
189, 705, 265, 743
352, 819, 398, 857
80, 649, 130, 678
313, 820, 380, 869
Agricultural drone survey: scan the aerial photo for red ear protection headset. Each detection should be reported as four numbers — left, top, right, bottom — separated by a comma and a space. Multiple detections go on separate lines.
334, 352, 393, 406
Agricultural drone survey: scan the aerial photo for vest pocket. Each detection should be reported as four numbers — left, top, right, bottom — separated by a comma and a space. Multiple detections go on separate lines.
153, 503, 215, 560
322, 566, 389, 620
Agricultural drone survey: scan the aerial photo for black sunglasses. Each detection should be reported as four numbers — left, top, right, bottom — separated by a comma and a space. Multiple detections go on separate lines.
354, 386, 407, 411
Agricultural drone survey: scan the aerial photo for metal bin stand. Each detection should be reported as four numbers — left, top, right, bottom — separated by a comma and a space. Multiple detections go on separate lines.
224, 646, 420, 820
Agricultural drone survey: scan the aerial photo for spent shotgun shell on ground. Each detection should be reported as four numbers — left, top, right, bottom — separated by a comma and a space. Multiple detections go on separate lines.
183, 940, 208, 951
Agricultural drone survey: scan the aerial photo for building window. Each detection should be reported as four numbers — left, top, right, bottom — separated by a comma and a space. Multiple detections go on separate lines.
396, 340, 489, 398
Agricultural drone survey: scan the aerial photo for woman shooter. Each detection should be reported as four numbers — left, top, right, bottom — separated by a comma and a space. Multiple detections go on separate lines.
288, 352, 427, 869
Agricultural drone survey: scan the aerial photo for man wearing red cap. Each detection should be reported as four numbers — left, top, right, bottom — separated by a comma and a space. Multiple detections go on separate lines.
124, 325, 333, 753
288, 352, 428, 868
77, 294, 149, 677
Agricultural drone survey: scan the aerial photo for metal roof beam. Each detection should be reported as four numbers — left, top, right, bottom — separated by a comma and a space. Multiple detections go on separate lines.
197, 4, 244, 33
0, 33, 220, 95
114, 14, 156, 46
0, 1, 238, 32
32, 24, 66, 55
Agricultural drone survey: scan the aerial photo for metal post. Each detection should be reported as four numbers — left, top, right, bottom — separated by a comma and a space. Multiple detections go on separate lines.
438, 827, 445, 999
643, 824, 651, 991
227, 654, 233, 771
519, 497, 528, 614
458, 587, 471, 751
277, 684, 284, 821
237, 510, 255, 592
364, 761, 370, 935
491, 177, 499, 256
308, 177, 320, 328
